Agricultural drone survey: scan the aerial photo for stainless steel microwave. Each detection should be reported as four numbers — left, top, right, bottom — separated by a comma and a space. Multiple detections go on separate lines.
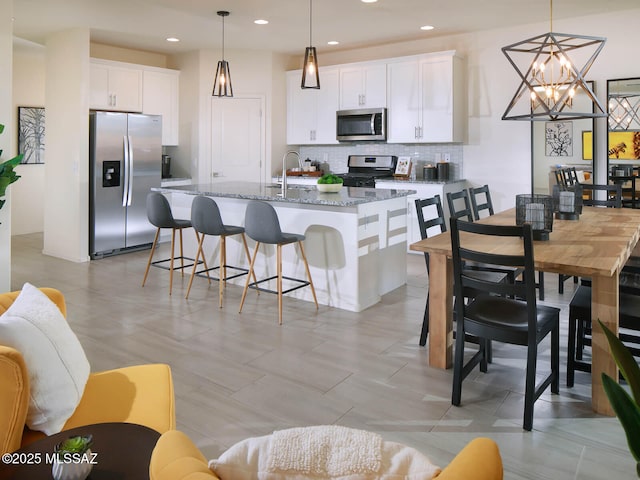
336, 108, 387, 142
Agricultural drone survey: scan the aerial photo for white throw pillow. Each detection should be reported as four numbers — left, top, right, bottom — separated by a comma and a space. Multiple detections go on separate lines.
0, 283, 90, 435
209, 426, 441, 480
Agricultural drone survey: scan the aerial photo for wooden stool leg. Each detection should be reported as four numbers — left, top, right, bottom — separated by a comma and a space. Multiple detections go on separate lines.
185, 232, 207, 299
239, 242, 260, 313
179, 228, 185, 276
298, 241, 318, 309
197, 230, 211, 280
241, 233, 259, 289
219, 235, 226, 308
277, 243, 283, 325
142, 228, 160, 287
169, 228, 176, 295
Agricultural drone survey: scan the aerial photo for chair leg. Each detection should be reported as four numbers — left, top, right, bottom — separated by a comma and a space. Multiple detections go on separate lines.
239, 242, 260, 313
240, 233, 259, 288
567, 309, 577, 387
558, 274, 565, 294
142, 228, 161, 287
169, 228, 176, 295
277, 243, 283, 325
179, 228, 185, 277
538, 272, 545, 301
419, 292, 429, 346
523, 343, 537, 431
480, 340, 488, 373
451, 322, 465, 406
185, 232, 207, 299
298, 241, 318, 309
219, 235, 226, 308
552, 323, 560, 394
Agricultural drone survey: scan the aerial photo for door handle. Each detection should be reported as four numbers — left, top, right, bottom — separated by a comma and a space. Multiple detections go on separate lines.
127, 136, 134, 206
122, 136, 129, 207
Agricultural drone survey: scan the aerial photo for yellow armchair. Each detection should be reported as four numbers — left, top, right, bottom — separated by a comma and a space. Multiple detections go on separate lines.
150, 430, 503, 480
0, 288, 176, 454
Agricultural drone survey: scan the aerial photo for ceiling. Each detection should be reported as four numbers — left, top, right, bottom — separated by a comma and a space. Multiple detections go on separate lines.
12, 0, 640, 57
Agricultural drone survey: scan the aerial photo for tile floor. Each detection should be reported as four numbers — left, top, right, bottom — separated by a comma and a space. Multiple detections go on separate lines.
9, 233, 637, 479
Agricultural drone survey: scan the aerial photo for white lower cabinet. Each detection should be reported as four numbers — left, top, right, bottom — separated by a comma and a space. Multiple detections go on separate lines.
376, 180, 468, 253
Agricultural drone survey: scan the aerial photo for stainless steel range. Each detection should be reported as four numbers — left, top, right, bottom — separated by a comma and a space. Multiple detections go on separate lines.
338, 155, 398, 187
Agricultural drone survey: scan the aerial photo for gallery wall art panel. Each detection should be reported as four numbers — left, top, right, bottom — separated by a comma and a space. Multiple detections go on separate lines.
18, 106, 45, 165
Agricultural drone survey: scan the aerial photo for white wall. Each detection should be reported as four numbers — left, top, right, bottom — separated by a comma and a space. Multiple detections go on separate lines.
12, 42, 46, 235
0, 0, 13, 291
42, 29, 90, 262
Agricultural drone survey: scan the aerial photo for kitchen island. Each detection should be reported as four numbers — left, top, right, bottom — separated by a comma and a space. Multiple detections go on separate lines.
153, 182, 416, 312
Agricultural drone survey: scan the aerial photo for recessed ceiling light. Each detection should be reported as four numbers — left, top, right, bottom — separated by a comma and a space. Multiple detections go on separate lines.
166, 37, 180, 42
254, 19, 269, 25
361, 0, 378, 3
420, 25, 434, 31
328, 41, 339, 46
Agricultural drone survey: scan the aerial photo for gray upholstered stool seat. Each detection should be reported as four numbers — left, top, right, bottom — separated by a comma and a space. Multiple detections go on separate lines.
185, 196, 256, 307
142, 192, 200, 295
239, 200, 318, 325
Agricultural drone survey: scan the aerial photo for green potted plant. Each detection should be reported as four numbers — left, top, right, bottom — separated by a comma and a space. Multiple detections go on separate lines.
0, 123, 23, 213
598, 320, 640, 477
52, 434, 94, 480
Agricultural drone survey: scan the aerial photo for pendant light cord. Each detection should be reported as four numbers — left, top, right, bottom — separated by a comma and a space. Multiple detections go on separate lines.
222, 14, 225, 60
309, 0, 313, 47
549, 0, 553, 32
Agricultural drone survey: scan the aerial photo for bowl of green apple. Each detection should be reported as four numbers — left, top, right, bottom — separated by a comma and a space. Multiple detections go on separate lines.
317, 174, 344, 193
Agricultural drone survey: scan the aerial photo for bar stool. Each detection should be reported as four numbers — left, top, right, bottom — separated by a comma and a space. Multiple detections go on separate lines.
239, 200, 318, 325
185, 196, 256, 307
142, 192, 199, 295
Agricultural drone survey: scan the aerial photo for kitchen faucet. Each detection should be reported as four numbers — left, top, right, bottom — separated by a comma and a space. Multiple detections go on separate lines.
280, 150, 302, 196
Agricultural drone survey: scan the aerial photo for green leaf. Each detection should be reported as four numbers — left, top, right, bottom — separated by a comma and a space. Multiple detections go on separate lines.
602, 373, 640, 463
598, 320, 640, 404
0, 124, 4, 134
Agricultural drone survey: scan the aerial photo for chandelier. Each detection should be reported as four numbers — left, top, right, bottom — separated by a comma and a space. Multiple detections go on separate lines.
608, 94, 640, 130
501, 0, 606, 121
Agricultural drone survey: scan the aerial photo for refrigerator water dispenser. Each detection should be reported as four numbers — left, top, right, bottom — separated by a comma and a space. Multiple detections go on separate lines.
102, 161, 121, 188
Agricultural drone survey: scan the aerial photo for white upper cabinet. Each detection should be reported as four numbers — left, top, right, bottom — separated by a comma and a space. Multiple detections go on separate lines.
387, 51, 465, 144
287, 67, 340, 145
339, 62, 387, 110
90, 59, 180, 145
90, 60, 143, 112
142, 69, 180, 146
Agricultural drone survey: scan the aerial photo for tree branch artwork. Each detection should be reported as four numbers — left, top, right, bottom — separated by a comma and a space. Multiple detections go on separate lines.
18, 107, 45, 164
545, 121, 573, 157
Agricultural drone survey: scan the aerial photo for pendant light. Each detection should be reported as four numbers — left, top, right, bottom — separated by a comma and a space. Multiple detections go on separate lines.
301, 0, 320, 89
501, 0, 606, 121
212, 10, 233, 97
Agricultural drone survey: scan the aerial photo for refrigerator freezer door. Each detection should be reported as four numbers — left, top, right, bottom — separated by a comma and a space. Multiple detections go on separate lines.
125, 113, 162, 248
90, 112, 128, 256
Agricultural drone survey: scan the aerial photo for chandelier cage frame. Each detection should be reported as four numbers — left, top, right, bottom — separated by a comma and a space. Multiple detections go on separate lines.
502, 31, 607, 121
608, 94, 640, 130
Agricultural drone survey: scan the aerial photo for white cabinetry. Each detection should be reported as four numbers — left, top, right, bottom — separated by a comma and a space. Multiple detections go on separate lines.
287, 68, 339, 145
142, 69, 180, 145
376, 180, 467, 253
386, 51, 465, 143
339, 62, 387, 109
90, 60, 142, 112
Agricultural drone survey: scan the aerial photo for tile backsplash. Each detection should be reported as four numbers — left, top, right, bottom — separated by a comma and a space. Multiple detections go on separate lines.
298, 143, 463, 180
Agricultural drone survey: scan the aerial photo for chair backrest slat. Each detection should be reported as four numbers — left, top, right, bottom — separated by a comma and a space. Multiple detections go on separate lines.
582, 183, 622, 208
469, 185, 494, 221
446, 190, 474, 223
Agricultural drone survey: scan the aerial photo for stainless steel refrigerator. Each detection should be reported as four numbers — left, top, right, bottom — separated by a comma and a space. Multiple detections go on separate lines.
90, 111, 162, 259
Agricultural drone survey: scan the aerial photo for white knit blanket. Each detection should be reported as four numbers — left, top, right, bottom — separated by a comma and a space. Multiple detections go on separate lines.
266, 426, 382, 476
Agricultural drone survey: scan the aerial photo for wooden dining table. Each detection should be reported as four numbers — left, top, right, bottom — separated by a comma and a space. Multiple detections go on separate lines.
410, 206, 640, 415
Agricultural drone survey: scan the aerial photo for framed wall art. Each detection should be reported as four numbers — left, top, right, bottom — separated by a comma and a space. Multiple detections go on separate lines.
545, 121, 573, 156
18, 106, 45, 164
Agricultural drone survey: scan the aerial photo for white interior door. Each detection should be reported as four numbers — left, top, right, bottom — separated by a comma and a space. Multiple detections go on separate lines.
211, 96, 264, 183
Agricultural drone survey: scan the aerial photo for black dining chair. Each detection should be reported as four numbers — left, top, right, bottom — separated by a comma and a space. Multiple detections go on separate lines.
457, 186, 545, 300
566, 281, 640, 387
450, 219, 560, 431
414, 195, 506, 353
